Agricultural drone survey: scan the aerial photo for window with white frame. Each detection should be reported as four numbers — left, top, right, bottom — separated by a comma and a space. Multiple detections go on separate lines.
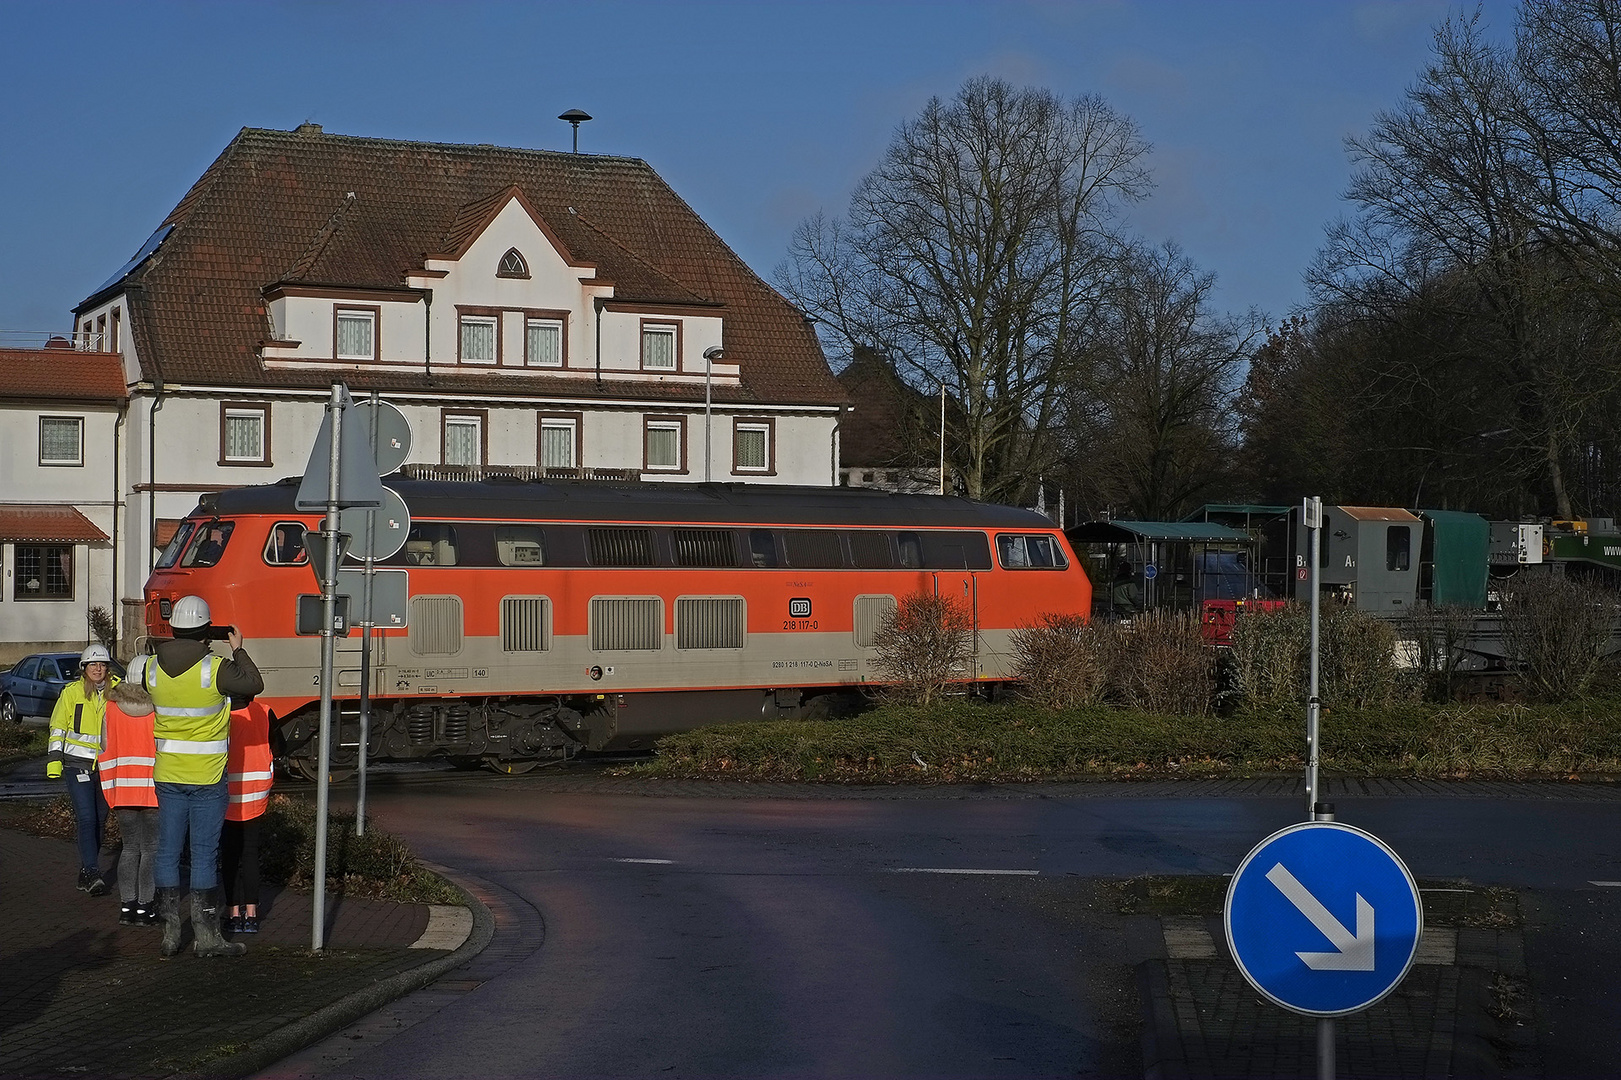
335, 308, 376, 360
526, 318, 563, 367
444, 413, 483, 466
735, 422, 769, 472
222, 405, 268, 464
38, 416, 83, 466
641, 323, 677, 370
645, 418, 684, 471
540, 418, 577, 469
459, 315, 497, 364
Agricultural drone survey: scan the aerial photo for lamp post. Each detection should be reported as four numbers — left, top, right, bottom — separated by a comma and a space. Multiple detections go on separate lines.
703, 346, 724, 482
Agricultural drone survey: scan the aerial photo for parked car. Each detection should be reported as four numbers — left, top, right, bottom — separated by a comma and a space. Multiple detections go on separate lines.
0, 652, 126, 724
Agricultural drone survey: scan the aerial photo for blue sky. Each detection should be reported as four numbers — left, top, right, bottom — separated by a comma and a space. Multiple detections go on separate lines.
0, 0, 1514, 342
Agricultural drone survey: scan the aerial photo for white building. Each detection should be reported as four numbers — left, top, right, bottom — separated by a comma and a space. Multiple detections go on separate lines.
49, 125, 848, 654
0, 345, 127, 662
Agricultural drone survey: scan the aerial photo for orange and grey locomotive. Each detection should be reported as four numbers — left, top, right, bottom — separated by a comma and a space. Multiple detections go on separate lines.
143, 478, 1091, 778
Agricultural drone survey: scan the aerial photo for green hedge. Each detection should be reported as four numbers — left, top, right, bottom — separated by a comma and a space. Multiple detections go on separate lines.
634, 698, 1621, 783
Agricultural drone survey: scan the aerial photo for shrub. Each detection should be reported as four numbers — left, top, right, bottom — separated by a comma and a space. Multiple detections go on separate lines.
1229, 601, 1406, 710
1229, 603, 1309, 711
1501, 573, 1617, 701
1401, 603, 1480, 702
1009, 611, 1108, 709
1106, 610, 1215, 716
258, 795, 459, 904
872, 591, 975, 707
87, 606, 116, 651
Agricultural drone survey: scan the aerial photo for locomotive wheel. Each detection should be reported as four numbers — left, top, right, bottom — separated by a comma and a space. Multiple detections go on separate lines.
484, 757, 543, 775
290, 758, 358, 784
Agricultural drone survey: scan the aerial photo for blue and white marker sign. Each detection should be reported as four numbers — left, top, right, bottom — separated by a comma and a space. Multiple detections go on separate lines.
1225, 821, 1422, 1017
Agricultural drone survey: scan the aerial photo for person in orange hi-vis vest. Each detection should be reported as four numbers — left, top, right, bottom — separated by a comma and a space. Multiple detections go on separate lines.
221, 696, 273, 934
100, 676, 160, 926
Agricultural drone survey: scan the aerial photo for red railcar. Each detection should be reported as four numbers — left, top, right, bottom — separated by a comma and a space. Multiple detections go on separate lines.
143, 478, 1091, 777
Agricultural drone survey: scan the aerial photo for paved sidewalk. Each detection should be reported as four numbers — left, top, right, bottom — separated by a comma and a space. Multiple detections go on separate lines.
1139, 889, 1540, 1079
0, 826, 486, 1080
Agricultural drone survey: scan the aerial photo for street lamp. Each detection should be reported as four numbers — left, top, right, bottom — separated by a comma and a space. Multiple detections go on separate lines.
703, 346, 725, 482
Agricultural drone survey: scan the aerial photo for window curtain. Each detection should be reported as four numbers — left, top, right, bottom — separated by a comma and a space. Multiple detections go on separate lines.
445, 421, 480, 466
336, 315, 373, 358
461, 320, 495, 362
528, 322, 561, 366
642, 329, 674, 369
646, 426, 679, 468
224, 413, 262, 459
541, 424, 574, 468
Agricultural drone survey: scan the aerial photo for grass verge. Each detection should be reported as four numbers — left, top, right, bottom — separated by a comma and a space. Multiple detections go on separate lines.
632, 697, 1621, 783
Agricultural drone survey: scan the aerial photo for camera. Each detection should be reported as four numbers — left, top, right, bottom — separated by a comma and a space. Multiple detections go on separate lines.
208, 624, 236, 641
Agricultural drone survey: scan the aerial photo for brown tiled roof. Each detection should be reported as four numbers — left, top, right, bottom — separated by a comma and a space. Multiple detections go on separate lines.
0, 349, 127, 403
92, 127, 845, 408
837, 350, 938, 468
0, 505, 109, 543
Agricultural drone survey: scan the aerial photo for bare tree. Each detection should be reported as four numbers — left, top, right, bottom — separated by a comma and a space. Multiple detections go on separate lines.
1309, 10, 1621, 518
1062, 241, 1259, 519
778, 76, 1151, 503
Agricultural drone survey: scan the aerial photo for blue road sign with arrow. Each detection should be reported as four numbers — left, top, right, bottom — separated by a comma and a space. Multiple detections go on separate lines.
1225, 821, 1422, 1017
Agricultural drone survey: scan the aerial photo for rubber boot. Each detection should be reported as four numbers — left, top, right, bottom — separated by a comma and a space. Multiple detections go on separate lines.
157, 887, 184, 959
192, 888, 246, 958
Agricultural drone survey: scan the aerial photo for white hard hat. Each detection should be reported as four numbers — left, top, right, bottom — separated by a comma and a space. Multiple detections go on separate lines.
169, 595, 212, 630
81, 644, 112, 665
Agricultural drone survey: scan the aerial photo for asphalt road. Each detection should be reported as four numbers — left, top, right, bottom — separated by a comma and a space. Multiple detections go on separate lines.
256, 774, 1621, 1079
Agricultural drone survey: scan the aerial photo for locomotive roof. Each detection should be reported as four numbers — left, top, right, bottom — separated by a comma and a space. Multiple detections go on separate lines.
198, 478, 1058, 530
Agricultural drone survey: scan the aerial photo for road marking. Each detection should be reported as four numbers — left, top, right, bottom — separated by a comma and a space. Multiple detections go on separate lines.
611, 858, 675, 865
886, 868, 1039, 875
1590, 880, 1621, 887
1266, 862, 1375, 971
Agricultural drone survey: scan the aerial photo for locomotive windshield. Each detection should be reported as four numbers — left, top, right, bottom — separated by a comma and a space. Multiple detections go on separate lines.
155, 521, 196, 569
179, 520, 235, 568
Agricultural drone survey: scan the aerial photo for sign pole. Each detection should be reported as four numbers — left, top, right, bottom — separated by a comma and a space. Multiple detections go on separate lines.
355, 392, 379, 838
312, 383, 343, 952
1304, 496, 1323, 819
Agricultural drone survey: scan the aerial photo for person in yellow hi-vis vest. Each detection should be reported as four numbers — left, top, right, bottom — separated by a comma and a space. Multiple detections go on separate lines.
146, 595, 263, 958
46, 644, 119, 894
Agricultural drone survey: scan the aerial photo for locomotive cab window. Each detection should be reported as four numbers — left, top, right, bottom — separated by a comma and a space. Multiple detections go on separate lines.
749, 529, 778, 568
1386, 525, 1411, 572
402, 524, 458, 566
495, 526, 546, 566
156, 521, 197, 570
996, 534, 1068, 570
264, 522, 308, 565
180, 520, 235, 568
897, 532, 922, 569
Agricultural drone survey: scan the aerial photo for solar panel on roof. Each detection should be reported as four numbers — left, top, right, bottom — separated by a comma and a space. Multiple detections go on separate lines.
90, 225, 173, 298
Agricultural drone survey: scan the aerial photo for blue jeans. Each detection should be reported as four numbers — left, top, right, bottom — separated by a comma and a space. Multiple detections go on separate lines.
154, 777, 228, 892
64, 765, 108, 872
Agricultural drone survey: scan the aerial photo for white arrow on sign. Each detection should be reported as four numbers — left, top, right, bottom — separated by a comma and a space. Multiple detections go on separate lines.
1265, 862, 1375, 971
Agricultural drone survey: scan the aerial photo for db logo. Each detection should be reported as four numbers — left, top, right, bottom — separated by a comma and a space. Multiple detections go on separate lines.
789, 598, 812, 618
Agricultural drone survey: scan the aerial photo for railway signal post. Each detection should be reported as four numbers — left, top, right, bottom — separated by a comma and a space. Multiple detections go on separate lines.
295, 383, 385, 951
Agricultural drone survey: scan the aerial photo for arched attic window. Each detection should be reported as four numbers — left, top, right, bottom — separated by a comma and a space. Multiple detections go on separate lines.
497, 247, 529, 279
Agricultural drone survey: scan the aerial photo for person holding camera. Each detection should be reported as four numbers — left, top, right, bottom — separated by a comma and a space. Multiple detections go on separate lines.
142, 595, 262, 958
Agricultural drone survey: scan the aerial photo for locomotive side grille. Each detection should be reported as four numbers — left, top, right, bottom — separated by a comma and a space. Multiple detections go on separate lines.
410, 596, 464, 655
588, 528, 656, 566
591, 597, 663, 651
853, 594, 897, 648
676, 597, 745, 650
673, 529, 738, 567
783, 529, 844, 568
501, 596, 551, 652
847, 530, 894, 568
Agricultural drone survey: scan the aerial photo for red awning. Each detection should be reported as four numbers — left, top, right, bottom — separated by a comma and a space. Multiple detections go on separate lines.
0, 505, 109, 543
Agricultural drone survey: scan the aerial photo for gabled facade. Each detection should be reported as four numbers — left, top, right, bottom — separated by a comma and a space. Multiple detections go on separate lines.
60, 124, 848, 650
0, 345, 127, 662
